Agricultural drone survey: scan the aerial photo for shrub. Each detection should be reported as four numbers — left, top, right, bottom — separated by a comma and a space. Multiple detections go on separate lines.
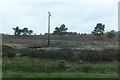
28, 49, 75, 61
84, 50, 101, 62
17, 49, 28, 57
107, 30, 116, 38
17, 48, 119, 62
101, 49, 119, 61
2, 45, 16, 58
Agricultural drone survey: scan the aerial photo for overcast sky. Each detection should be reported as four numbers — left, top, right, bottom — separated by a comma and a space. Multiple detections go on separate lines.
0, 0, 119, 35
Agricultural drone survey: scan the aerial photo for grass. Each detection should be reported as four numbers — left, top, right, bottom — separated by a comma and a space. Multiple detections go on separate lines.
2, 57, 119, 78
69, 61, 118, 73
2, 35, 119, 78
3, 57, 118, 72
3, 57, 64, 72
3, 71, 118, 78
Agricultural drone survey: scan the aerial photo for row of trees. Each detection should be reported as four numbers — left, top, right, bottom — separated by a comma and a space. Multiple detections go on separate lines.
52, 24, 87, 37
13, 26, 33, 36
52, 23, 117, 39
12, 23, 118, 38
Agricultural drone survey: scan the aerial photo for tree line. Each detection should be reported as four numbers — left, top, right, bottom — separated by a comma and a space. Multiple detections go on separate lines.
12, 23, 118, 39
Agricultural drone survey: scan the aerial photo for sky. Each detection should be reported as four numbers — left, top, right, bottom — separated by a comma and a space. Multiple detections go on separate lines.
0, 0, 119, 35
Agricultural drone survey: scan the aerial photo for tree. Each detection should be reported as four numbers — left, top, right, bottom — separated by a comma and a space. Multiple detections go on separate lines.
53, 24, 68, 37
53, 27, 60, 35
13, 26, 22, 36
13, 26, 19, 35
22, 28, 33, 35
92, 23, 105, 39
13, 26, 33, 36
44, 33, 48, 35
107, 30, 116, 38
22, 28, 28, 35
17, 29, 23, 36
28, 30, 33, 35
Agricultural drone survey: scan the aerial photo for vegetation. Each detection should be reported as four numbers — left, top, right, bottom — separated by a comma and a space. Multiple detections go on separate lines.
13, 26, 22, 36
2, 45, 119, 62
2, 45, 16, 59
53, 24, 68, 37
107, 30, 116, 38
19, 49, 119, 62
2, 22, 119, 78
22, 28, 33, 35
2, 38, 119, 78
67, 32, 77, 35
3, 71, 118, 78
92, 23, 105, 39
13, 26, 33, 36
2, 57, 119, 78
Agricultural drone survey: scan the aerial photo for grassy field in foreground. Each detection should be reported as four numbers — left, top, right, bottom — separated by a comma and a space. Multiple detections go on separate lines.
2, 57, 119, 78
3, 72, 118, 78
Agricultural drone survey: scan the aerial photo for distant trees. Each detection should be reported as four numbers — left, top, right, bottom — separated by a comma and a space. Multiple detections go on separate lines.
22, 28, 33, 35
12, 23, 118, 39
13, 26, 22, 36
28, 30, 33, 35
53, 24, 68, 37
67, 32, 86, 35
107, 30, 116, 38
13, 26, 33, 36
92, 23, 105, 38
67, 32, 77, 35
22, 28, 28, 35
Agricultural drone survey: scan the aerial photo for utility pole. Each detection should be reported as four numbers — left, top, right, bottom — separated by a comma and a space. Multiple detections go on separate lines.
48, 12, 51, 46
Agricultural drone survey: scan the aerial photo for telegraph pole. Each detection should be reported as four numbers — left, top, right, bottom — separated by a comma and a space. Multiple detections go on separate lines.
48, 12, 51, 46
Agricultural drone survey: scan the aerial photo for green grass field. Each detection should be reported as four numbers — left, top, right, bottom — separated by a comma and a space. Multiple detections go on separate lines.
2, 57, 119, 78
3, 72, 118, 78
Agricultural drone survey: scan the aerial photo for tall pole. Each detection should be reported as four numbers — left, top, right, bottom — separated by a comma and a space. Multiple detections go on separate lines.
48, 12, 51, 46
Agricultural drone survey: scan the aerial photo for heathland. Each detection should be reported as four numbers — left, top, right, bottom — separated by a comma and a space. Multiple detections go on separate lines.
2, 35, 119, 78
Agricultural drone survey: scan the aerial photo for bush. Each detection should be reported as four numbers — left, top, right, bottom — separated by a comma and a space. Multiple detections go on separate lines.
101, 49, 119, 61
107, 30, 116, 38
18, 48, 119, 62
17, 49, 32, 57
29, 49, 75, 61
83, 50, 101, 62
2, 45, 16, 58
